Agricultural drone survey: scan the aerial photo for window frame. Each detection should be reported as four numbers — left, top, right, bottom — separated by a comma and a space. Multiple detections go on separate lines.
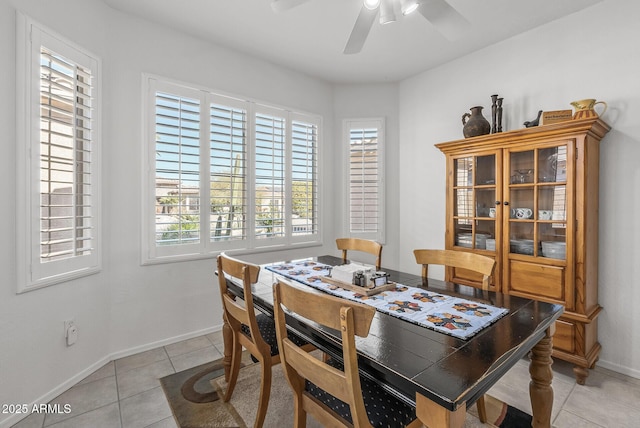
142, 75, 322, 264
16, 13, 102, 293
343, 118, 385, 244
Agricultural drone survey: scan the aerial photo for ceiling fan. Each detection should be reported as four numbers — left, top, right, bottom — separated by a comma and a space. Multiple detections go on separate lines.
271, 0, 470, 54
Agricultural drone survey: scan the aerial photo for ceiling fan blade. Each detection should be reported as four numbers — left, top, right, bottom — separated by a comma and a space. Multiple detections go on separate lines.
271, 0, 311, 13
418, 0, 470, 41
343, 5, 378, 54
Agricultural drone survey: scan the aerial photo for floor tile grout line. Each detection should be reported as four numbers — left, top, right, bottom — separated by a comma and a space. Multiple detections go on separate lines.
550, 380, 576, 427
114, 360, 124, 428
164, 344, 178, 374
41, 373, 120, 428
115, 350, 170, 376
42, 402, 120, 428
164, 335, 221, 359
555, 408, 607, 428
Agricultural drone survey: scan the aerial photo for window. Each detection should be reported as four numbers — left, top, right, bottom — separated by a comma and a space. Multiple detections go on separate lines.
16, 15, 101, 292
344, 119, 384, 243
144, 77, 321, 262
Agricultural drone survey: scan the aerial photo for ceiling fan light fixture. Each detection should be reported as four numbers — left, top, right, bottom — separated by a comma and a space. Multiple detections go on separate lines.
400, 0, 419, 15
379, 0, 396, 24
363, 0, 381, 10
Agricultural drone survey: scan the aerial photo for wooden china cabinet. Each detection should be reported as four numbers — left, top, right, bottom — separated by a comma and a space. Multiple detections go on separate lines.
435, 117, 610, 384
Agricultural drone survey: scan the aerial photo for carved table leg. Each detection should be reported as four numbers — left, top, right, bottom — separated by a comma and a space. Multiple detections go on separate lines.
222, 313, 233, 382
529, 325, 555, 428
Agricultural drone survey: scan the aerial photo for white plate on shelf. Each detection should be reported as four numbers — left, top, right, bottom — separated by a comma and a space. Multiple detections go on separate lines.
510, 239, 534, 255
457, 233, 489, 249
486, 239, 496, 251
541, 241, 566, 259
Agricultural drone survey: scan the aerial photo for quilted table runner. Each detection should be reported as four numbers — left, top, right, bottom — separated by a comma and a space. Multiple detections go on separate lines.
266, 260, 508, 340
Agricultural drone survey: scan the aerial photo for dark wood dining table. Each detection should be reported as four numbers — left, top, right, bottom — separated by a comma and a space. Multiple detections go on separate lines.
221, 255, 564, 428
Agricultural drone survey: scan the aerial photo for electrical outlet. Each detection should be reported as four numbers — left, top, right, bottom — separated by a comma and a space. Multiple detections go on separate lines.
64, 319, 75, 335
64, 320, 78, 346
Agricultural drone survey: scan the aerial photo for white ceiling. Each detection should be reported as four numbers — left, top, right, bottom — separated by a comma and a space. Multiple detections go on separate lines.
101, 0, 601, 84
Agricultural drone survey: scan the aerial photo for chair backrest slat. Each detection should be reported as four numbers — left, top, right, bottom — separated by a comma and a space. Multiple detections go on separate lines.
275, 280, 375, 336
223, 294, 253, 326
281, 340, 352, 403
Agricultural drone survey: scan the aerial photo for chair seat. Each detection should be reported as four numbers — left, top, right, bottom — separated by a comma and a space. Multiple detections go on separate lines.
241, 313, 309, 358
306, 358, 416, 428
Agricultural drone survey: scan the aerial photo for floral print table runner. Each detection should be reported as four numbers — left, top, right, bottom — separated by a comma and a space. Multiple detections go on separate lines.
266, 260, 508, 340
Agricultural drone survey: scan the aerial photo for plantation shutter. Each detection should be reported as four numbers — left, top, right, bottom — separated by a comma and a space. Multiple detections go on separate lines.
209, 100, 247, 241
291, 119, 318, 236
20, 16, 102, 291
254, 111, 286, 239
154, 91, 201, 246
39, 47, 95, 263
349, 127, 380, 234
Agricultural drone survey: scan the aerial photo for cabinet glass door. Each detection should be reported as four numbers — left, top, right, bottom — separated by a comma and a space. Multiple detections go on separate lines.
507, 145, 568, 259
453, 154, 497, 251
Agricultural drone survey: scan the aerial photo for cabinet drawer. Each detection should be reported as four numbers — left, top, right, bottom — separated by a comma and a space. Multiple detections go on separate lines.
553, 320, 575, 353
509, 260, 564, 300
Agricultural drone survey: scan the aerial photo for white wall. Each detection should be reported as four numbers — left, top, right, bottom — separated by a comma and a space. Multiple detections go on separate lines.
0, 2, 113, 424
398, 0, 640, 378
0, 0, 335, 425
99, 1, 335, 357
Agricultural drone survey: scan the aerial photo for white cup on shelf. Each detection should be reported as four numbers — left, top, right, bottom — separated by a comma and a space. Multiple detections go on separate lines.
515, 208, 533, 219
539, 210, 552, 220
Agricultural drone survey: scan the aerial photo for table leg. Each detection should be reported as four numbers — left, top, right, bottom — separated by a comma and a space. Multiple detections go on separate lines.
222, 313, 233, 382
415, 393, 466, 428
529, 325, 555, 428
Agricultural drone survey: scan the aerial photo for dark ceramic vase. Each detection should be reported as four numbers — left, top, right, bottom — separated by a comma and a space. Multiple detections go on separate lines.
462, 106, 491, 138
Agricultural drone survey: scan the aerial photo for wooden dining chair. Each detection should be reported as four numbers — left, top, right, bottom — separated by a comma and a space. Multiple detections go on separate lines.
273, 278, 421, 428
336, 237, 383, 270
413, 248, 496, 291
413, 248, 496, 424
216, 253, 312, 428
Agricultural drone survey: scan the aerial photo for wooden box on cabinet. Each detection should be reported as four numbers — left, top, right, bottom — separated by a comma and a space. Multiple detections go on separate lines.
436, 117, 609, 384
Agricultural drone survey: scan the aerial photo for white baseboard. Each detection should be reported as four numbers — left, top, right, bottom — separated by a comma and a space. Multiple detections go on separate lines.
0, 324, 224, 428
109, 324, 223, 360
596, 359, 640, 380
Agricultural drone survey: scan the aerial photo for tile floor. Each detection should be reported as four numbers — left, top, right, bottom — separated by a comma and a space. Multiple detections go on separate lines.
10, 331, 640, 428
